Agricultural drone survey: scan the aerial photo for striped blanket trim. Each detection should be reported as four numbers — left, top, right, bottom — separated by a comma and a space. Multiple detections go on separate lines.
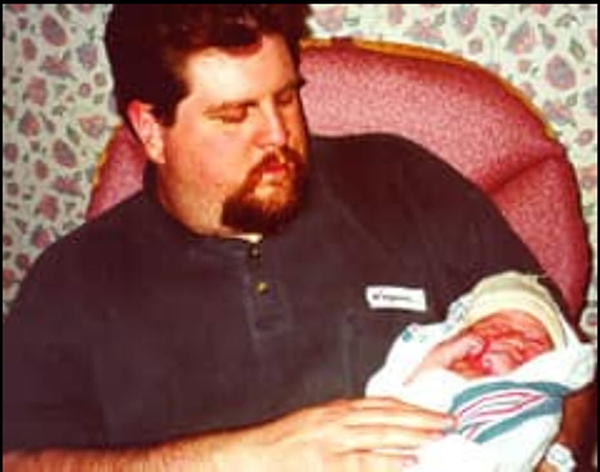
449, 381, 569, 444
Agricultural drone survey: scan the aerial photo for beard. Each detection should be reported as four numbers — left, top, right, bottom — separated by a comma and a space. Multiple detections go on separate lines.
221, 146, 308, 235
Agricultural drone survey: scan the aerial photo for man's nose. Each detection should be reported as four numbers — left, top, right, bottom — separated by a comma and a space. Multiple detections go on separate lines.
258, 104, 288, 148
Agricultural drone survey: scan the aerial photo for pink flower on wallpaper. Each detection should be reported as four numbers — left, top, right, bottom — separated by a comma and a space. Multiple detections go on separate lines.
41, 14, 67, 46
78, 115, 107, 139
3, 269, 18, 291
545, 56, 576, 90
387, 5, 405, 26
312, 6, 348, 34
530, 4, 552, 16
542, 100, 575, 126
577, 164, 597, 192
407, 19, 446, 47
40, 55, 72, 78
3, 234, 13, 248
506, 22, 536, 54
52, 176, 83, 196
15, 253, 31, 272
576, 129, 595, 147
3, 143, 18, 163
36, 195, 59, 221
25, 76, 48, 106
52, 139, 77, 168
76, 43, 98, 71
78, 83, 92, 98
18, 111, 41, 137
18, 16, 28, 31
34, 159, 49, 180
21, 37, 37, 61
452, 5, 478, 36
30, 226, 54, 250
6, 4, 27, 14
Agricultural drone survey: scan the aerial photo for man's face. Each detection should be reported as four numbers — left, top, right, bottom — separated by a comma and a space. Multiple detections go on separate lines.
448, 310, 554, 378
142, 34, 309, 237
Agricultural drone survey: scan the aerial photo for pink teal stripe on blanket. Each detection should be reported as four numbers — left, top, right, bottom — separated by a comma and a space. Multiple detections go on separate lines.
449, 381, 569, 443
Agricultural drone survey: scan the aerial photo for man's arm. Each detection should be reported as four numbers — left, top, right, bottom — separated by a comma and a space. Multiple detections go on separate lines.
562, 383, 597, 464
3, 397, 455, 472
536, 381, 597, 472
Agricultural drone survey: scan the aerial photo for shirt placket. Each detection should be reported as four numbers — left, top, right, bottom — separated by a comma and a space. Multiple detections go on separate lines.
242, 240, 292, 353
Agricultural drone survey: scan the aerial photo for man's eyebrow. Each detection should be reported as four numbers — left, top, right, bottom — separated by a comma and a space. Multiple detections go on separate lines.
279, 76, 307, 93
204, 98, 255, 115
204, 76, 306, 115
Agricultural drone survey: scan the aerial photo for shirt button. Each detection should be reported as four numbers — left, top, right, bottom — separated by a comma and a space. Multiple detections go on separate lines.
248, 245, 261, 259
255, 281, 269, 294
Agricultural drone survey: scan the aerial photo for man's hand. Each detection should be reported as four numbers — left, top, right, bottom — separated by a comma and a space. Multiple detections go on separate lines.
206, 396, 455, 471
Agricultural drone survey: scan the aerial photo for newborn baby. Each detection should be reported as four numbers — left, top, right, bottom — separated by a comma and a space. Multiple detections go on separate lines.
405, 308, 556, 383
367, 271, 596, 472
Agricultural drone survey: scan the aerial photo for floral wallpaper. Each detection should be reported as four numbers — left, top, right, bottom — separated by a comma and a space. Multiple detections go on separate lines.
2, 5, 597, 339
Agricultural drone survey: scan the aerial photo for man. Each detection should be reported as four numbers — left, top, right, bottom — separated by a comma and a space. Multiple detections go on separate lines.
3, 5, 592, 471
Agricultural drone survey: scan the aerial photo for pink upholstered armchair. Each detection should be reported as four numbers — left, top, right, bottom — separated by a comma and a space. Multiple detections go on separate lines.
87, 38, 590, 321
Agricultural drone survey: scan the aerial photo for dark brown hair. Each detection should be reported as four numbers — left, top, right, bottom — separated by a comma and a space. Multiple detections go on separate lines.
104, 4, 311, 128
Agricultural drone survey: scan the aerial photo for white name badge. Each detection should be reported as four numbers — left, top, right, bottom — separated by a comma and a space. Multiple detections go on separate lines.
365, 286, 427, 312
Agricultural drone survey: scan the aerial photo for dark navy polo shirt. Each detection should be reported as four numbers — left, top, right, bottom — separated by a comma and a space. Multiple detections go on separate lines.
3, 134, 544, 450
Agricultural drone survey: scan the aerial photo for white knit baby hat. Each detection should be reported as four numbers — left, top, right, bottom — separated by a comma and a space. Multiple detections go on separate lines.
462, 271, 566, 347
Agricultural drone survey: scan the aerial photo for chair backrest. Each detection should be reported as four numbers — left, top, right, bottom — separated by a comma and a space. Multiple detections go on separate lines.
87, 38, 590, 319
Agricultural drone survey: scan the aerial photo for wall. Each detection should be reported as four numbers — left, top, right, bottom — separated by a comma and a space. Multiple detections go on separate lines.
2, 4, 597, 339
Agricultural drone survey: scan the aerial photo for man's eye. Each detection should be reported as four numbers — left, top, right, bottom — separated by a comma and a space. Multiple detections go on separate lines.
275, 88, 297, 106
211, 108, 248, 124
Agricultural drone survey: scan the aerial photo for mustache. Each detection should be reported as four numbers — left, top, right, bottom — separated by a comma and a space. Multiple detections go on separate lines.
242, 146, 306, 188
255, 146, 304, 174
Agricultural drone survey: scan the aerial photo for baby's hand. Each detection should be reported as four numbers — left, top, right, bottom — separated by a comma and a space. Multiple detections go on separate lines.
405, 334, 484, 383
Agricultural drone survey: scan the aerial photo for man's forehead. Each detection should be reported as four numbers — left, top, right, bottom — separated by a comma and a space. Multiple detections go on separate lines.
182, 34, 297, 101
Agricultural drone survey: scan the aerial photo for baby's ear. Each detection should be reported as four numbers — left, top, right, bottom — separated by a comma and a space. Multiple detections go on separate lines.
126, 100, 166, 165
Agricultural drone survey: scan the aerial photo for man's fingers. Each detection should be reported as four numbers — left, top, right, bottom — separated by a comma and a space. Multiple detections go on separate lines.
339, 422, 445, 452
316, 397, 455, 455
342, 397, 455, 431
342, 448, 419, 471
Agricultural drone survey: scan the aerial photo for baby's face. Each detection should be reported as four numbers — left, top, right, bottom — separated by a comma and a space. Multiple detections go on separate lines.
448, 310, 554, 378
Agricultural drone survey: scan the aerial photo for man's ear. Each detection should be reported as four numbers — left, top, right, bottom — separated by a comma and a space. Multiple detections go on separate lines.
126, 100, 166, 165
